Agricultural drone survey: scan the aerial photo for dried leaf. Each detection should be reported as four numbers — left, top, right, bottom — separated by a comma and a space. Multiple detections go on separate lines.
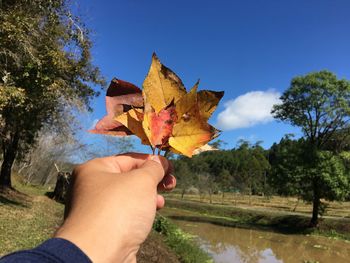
169, 120, 219, 157
89, 78, 142, 135
143, 53, 186, 113
193, 144, 219, 155
90, 54, 224, 157
142, 105, 177, 147
197, 90, 224, 121
115, 108, 149, 145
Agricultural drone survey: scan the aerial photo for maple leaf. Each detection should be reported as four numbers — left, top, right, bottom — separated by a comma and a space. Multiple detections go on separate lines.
91, 53, 224, 157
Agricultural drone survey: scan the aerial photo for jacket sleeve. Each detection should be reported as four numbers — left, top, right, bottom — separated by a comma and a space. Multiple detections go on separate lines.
0, 238, 92, 263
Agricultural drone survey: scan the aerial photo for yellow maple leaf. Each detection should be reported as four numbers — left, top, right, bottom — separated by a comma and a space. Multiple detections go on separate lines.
140, 54, 223, 157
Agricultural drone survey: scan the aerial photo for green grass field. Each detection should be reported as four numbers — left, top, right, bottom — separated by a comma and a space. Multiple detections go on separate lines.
0, 185, 63, 256
165, 192, 350, 218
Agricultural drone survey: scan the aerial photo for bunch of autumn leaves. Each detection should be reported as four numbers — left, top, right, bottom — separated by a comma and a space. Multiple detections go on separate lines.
91, 54, 224, 157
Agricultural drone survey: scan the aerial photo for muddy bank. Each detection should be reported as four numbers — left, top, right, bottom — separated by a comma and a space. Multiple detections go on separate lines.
137, 232, 180, 263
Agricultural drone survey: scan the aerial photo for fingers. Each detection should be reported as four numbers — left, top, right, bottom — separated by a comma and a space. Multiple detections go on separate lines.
156, 194, 165, 209
134, 155, 170, 185
157, 174, 177, 192
92, 152, 175, 188
111, 153, 170, 174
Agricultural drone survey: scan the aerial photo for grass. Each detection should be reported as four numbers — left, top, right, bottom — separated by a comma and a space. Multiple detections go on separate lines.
153, 215, 212, 263
0, 184, 64, 256
163, 198, 350, 240
166, 192, 350, 218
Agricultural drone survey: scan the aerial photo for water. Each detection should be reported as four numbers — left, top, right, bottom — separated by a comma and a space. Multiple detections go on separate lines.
161, 208, 350, 263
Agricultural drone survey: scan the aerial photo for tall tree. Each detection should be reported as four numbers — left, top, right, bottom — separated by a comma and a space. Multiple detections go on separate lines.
0, 0, 104, 188
174, 160, 194, 199
272, 71, 350, 225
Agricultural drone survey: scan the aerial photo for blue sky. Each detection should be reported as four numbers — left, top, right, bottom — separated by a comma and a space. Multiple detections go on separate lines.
78, 0, 350, 151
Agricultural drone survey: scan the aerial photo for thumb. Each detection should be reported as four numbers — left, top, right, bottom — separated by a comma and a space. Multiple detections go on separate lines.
134, 155, 169, 185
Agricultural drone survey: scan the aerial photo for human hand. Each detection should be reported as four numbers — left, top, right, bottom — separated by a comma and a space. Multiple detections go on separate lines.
54, 153, 176, 263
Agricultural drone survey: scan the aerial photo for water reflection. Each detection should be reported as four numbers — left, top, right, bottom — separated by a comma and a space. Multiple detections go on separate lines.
161, 208, 350, 263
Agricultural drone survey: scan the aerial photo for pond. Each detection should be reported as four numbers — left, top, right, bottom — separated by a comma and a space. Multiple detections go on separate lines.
161, 208, 350, 263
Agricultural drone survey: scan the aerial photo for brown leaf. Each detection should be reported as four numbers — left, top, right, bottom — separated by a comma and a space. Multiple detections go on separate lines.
197, 90, 224, 121
89, 78, 143, 135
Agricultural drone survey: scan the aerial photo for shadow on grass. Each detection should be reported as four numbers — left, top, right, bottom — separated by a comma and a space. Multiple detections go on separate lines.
0, 195, 28, 207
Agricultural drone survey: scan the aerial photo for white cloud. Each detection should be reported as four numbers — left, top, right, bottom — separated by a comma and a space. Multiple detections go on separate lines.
216, 90, 281, 130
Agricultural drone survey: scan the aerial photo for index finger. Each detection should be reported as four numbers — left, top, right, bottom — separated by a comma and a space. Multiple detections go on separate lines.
113, 153, 170, 174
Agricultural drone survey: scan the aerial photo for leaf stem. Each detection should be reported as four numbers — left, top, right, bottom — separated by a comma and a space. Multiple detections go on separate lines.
164, 149, 170, 158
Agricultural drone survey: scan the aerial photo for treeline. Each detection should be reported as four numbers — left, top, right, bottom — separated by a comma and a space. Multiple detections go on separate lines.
174, 141, 270, 200
173, 136, 350, 211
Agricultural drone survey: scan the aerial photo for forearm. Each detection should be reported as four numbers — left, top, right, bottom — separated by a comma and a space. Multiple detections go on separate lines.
0, 238, 91, 263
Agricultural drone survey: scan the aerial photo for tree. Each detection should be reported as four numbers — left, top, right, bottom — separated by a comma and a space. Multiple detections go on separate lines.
217, 169, 232, 203
272, 70, 350, 226
268, 136, 305, 197
0, 0, 104, 188
236, 142, 270, 204
85, 136, 135, 159
16, 127, 78, 185
173, 160, 194, 199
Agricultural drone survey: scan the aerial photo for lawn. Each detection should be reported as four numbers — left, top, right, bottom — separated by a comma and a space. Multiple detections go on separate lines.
165, 192, 350, 218
0, 185, 63, 256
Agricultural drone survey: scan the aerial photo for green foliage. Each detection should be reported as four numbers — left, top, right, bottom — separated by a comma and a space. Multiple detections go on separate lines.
272, 70, 350, 225
268, 136, 305, 196
174, 142, 270, 197
269, 136, 350, 201
0, 0, 105, 186
153, 216, 212, 263
313, 151, 349, 201
272, 70, 350, 149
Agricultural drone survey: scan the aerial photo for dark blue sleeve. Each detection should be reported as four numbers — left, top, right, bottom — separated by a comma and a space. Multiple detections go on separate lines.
0, 238, 91, 263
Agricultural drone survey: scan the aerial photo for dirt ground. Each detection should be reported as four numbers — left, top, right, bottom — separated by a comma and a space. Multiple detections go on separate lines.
137, 232, 180, 263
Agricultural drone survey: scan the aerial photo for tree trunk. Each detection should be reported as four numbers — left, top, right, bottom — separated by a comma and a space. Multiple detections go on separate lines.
293, 196, 300, 212
51, 172, 71, 203
0, 132, 20, 189
310, 182, 320, 227
181, 188, 185, 199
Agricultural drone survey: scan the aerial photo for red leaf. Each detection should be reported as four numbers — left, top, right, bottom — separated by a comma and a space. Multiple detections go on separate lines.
145, 105, 177, 147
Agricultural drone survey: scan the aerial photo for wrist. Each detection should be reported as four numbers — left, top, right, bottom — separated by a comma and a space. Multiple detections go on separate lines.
55, 221, 139, 263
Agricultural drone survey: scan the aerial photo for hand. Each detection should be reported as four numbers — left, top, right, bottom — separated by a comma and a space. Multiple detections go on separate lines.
54, 153, 176, 263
